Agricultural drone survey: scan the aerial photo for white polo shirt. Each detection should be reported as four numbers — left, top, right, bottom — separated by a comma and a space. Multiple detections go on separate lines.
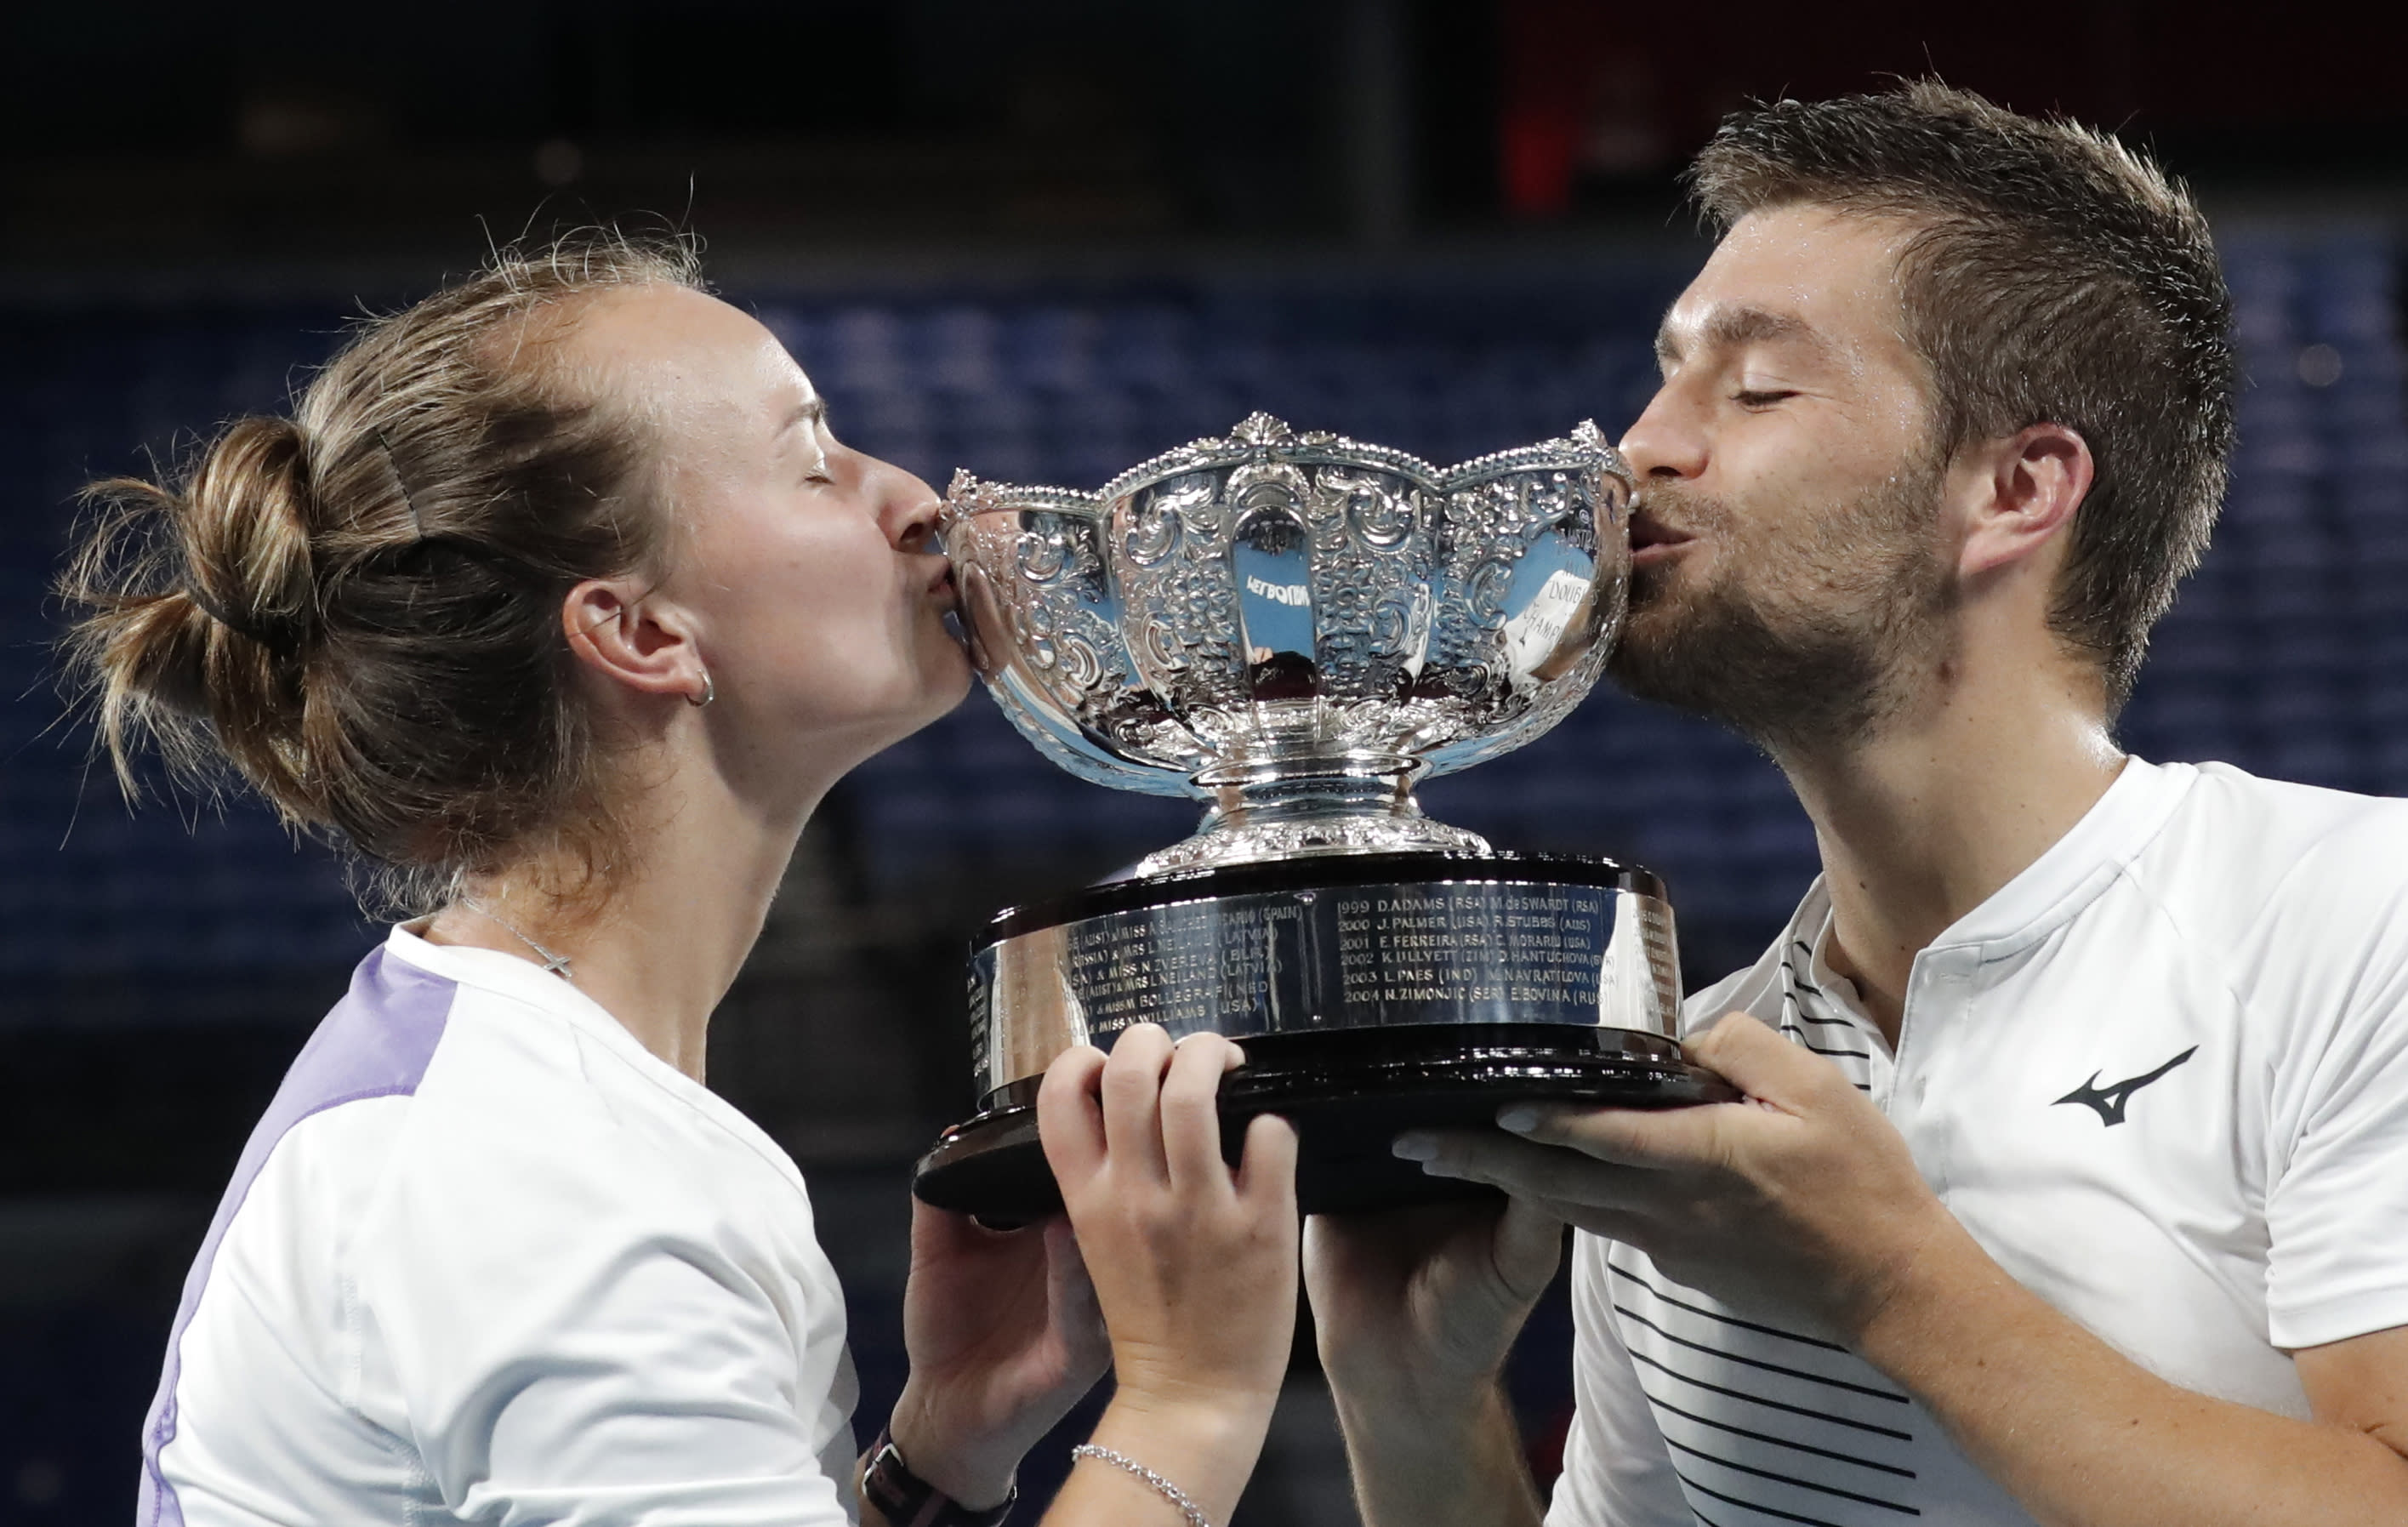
138, 927, 861, 1527
1549, 759, 2408, 1527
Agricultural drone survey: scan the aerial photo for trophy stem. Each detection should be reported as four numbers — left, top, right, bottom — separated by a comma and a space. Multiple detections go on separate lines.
1136, 755, 1491, 875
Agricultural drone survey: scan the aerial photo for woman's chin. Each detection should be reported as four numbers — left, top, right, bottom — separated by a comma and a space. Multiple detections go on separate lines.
929, 640, 976, 706
882, 654, 976, 743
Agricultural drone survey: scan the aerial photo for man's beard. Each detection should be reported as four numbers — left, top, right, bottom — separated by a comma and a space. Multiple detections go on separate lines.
1607, 455, 1956, 757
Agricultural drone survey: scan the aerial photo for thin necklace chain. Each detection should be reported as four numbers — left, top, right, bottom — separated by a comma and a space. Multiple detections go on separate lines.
457, 897, 574, 981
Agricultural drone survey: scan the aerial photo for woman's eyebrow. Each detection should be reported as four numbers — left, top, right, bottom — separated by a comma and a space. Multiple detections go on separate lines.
774, 398, 831, 456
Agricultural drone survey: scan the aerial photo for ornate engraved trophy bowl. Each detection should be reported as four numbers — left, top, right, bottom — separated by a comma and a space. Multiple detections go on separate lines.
916, 414, 1733, 1221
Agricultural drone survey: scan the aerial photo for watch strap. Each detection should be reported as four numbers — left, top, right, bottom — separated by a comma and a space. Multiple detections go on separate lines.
857, 1427, 1016, 1527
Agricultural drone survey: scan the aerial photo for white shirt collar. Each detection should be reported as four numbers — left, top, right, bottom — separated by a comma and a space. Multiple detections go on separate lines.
1928, 755, 2195, 958
379, 923, 732, 1117
1783, 755, 2198, 993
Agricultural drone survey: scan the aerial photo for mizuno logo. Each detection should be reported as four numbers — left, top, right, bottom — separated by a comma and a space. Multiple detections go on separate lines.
2053, 1046, 2199, 1126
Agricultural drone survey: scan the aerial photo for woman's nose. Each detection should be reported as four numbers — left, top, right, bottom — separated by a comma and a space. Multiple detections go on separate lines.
870, 459, 945, 551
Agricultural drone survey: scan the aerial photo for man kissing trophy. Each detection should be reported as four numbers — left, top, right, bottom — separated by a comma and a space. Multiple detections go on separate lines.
914, 413, 1732, 1220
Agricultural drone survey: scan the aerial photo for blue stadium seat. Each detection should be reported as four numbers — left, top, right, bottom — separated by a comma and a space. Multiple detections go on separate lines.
2, 236, 2401, 1004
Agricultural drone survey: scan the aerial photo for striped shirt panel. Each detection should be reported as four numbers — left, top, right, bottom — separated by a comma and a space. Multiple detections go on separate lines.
1605, 1247, 1922, 1527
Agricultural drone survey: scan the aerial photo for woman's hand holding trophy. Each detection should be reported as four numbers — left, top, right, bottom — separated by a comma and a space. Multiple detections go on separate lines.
1037, 1027, 1301, 1525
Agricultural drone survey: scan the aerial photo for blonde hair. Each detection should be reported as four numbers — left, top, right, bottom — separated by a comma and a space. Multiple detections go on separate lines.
58, 230, 705, 913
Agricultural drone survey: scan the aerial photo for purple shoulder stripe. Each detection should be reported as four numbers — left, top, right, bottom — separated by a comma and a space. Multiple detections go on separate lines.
136, 942, 458, 1527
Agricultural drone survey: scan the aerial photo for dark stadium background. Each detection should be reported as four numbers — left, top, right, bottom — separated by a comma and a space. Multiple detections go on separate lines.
3, 3, 2404, 1520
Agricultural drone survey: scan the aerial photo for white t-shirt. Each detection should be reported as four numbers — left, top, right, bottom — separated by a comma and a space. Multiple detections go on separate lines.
138, 926, 862, 1527
1549, 759, 2408, 1527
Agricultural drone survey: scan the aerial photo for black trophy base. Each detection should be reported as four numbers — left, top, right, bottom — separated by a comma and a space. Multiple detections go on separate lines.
914, 1023, 1736, 1223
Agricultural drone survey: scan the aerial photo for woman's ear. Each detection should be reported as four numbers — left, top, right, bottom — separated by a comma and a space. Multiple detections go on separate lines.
1959, 423, 2094, 579
561, 578, 708, 704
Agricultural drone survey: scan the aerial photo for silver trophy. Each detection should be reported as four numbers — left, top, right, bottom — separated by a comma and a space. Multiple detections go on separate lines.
915, 413, 1731, 1219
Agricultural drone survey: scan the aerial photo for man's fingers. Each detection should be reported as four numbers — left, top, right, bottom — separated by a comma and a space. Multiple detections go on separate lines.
1042, 1216, 1108, 1355
1099, 1023, 1175, 1182
1524, 1194, 1655, 1249
1302, 1200, 1479, 1294
1036, 1044, 1109, 1187
1496, 1096, 1735, 1169
1684, 1011, 1836, 1108
1492, 1013, 1829, 1168
904, 1193, 973, 1264
1399, 1126, 1665, 1210
1158, 1032, 1238, 1192
1236, 1111, 1300, 1216
1491, 1192, 1568, 1303
1043, 1214, 1092, 1301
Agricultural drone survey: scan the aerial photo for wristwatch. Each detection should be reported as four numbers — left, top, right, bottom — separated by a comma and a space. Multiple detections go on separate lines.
857, 1427, 1017, 1527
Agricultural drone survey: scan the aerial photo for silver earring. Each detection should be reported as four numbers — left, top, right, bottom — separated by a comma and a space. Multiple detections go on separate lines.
688, 670, 714, 708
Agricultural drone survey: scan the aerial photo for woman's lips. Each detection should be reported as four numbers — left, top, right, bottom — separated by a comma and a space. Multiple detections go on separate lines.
925, 561, 959, 611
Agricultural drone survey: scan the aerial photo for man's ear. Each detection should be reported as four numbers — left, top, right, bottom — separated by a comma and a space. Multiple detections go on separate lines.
561, 578, 707, 704
1959, 423, 2093, 580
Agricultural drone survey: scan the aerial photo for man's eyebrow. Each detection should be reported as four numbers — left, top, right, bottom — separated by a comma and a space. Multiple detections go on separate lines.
780, 397, 828, 433
1654, 305, 1830, 367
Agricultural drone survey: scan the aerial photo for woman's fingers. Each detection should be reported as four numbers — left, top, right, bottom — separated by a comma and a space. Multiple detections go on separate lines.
1036, 1043, 1110, 1188
1098, 1023, 1176, 1184
1053, 1028, 1299, 1429
1158, 1033, 1241, 1194
1062, 1026, 1287, 1205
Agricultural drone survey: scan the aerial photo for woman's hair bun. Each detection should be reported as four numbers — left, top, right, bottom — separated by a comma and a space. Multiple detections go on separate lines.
179, 415, 320, 657
61, 413, 327, 820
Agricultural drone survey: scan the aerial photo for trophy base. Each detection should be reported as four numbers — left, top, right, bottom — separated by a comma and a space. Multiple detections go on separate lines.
913, 1023, 1736, 1222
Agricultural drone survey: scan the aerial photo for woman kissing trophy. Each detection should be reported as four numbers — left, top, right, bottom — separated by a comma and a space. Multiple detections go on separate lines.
916, 413, 1733, 1221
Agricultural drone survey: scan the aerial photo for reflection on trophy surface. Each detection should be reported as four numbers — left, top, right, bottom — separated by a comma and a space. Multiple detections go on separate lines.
914, 413, 1734, 1220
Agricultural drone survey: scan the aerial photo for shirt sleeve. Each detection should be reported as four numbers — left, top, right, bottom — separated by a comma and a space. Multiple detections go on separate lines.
2263, 829, 2408, 1352
359, 1117, 857, 1525
1546, 1234, 1693, 1527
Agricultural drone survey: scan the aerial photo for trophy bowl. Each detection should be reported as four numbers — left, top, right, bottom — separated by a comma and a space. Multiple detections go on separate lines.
914, 413, 1733, 1221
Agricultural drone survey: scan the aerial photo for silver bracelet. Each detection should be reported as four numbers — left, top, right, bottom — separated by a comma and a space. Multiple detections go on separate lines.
1069, 1444, 1214, 1527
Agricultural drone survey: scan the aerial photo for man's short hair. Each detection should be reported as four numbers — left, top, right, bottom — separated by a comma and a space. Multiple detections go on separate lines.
1689, 80, 2237, 711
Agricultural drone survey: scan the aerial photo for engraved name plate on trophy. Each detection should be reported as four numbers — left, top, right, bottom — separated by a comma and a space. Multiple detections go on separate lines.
914, 414, 1731, 1220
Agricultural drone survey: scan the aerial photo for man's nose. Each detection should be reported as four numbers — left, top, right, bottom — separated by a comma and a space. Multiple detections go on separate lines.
1618, 388, 1706, 482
